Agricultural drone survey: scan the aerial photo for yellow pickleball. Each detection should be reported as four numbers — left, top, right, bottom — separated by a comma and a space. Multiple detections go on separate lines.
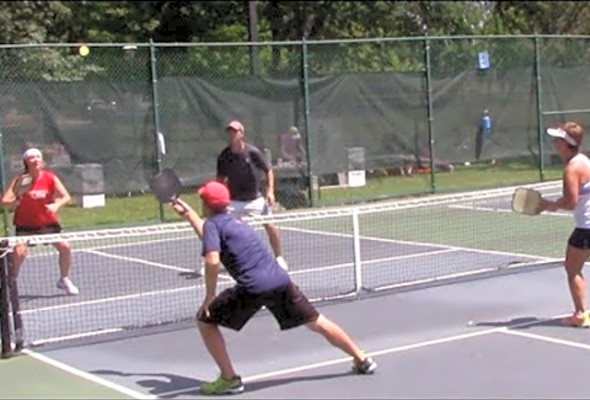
79, 45, 89, 57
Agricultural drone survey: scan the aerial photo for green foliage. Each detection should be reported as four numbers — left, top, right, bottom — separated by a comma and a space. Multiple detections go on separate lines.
3, 2, 590, 82
490, 1, 590, 35
0, 2, 83, 82
0, 1, 72, 44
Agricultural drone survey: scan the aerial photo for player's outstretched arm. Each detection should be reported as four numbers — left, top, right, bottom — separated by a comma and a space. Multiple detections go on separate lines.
170, 197, 205, 238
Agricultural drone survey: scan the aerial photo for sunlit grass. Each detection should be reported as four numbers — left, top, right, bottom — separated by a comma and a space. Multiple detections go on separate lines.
0, 160, 562, 234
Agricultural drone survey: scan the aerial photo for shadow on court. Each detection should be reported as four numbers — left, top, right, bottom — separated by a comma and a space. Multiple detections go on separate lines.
20, 293, 67, 301
89, 369, 351, 397
89, 370, 200, 397
474, 316, 565, 329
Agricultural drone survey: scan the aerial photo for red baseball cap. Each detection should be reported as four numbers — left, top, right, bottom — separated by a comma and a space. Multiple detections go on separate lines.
197, 181, 231, 210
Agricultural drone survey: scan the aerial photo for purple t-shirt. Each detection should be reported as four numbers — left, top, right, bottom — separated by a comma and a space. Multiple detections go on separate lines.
201, 213, 291, 294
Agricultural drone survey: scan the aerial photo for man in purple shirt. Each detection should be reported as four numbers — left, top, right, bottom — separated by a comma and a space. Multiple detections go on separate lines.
170, 181, 377, 395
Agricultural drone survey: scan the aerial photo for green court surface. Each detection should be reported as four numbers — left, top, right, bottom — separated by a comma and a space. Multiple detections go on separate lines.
0, 352, 138, 399
284, 197, 569, 259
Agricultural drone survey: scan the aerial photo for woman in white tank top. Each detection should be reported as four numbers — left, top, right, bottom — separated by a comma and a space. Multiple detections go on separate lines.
540, 122, 590, 327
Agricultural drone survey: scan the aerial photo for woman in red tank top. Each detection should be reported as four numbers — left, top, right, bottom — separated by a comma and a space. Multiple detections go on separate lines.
0, 148, 79, 295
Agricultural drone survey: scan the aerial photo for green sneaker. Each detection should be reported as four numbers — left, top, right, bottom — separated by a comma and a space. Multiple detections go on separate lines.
200, 375, 244, 395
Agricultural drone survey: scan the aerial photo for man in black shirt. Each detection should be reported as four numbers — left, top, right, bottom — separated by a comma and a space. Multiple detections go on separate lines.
215, 120, 289, 271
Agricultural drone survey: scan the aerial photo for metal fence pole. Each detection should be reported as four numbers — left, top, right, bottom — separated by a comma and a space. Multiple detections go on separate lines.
301, 38, 315, 207
424, 37, 436, 193
533, 35, 545, 182
149, 39, 164, 221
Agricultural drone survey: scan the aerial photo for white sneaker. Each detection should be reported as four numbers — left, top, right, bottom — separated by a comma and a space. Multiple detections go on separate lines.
276, 256, 289, 271
57, 277, 79, 295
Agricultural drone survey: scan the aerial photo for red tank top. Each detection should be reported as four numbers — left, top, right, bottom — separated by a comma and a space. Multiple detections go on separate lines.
14, 170, 59, 228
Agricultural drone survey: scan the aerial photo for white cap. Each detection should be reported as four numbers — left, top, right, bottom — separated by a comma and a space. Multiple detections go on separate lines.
22, 148, 42, 160
547, 127, 578, 146
226, 120, 245, 133
289, 126, 301, 139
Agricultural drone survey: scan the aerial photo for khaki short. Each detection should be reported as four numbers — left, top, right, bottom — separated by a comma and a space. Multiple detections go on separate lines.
227, 197, 271, 219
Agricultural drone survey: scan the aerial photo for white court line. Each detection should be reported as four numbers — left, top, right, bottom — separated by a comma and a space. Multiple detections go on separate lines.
21, 348, 156, 399
26, 235, 197, 260
449, 204, 515, 213
158, 313, 569, 398
20, 247, 548, 347
30, 328, 125, 347
370, 258, 560, 292
20, 277, 234, 315
21, 250, 455, 316
282, 226, 554, 263
19, 224, 554, 341
84, 249, 195, 273
499, 329, 590, 351
20, 286, 197, 315
290, 248, 458, 276
21, 236, 560, 314
449, 204, 571, 217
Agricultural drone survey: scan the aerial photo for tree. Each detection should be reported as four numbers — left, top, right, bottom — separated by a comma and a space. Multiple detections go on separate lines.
0, 1, 71, 44
490, 1, 590, 35
0, 2, 101, 82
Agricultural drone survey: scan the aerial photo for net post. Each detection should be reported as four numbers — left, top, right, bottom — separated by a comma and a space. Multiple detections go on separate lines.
7, 249, 23, 353
351, 208, 362, 296
0, 239, 13, 359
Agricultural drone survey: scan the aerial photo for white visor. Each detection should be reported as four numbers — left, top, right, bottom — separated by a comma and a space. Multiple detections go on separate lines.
22, 148, 42, 160
547, 128, 578, 146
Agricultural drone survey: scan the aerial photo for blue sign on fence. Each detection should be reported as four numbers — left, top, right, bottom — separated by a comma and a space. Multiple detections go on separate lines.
477, 51, 490, 70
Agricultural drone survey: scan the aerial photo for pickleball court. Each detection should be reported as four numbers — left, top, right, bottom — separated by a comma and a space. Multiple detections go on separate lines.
4, 181, 590, 399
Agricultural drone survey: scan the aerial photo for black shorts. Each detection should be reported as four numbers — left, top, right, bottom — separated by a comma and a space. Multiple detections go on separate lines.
15, 223, 62, 236
568, 228, 590, 249
15, 224, 62, 246
198, 283, 319, 331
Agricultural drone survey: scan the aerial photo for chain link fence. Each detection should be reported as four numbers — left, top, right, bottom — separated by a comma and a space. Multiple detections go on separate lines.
0, 35, 589, 226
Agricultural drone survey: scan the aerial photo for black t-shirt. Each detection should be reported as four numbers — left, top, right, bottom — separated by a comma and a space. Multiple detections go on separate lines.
216, 143, 270, 201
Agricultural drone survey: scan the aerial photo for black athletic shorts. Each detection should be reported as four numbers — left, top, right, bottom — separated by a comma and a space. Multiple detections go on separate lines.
198, 282, 320, 331
15, 223, 63, 246
15, 223, 62, 236
568, 228, 590, 250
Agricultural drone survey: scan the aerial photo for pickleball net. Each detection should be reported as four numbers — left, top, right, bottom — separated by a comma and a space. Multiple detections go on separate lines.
0, 180, 568, 351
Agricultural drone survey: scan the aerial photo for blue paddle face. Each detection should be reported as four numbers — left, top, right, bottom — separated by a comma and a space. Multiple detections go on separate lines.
149, 169, 182, 203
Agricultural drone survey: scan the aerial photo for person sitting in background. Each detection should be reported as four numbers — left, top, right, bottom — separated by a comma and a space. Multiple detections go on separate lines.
0, 148, 79, 295
279, 126, 306, 177
280, 126, 306, 163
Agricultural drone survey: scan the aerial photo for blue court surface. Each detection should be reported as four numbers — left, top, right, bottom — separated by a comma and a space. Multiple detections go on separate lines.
16, 263, 590, 399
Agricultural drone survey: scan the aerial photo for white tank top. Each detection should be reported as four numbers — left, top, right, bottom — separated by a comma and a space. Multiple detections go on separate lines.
571, 153, 590, 228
